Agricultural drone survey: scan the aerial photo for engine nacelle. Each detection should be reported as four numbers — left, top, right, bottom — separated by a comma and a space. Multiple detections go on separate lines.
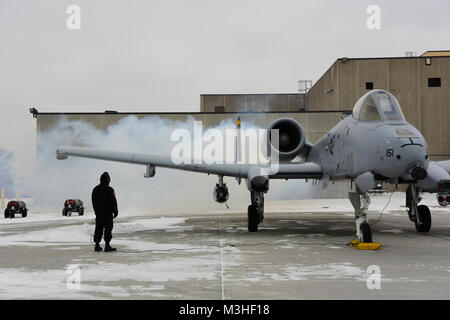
266, 118, 307, 161
437, 193, 450, 207
213, 184, 229, 203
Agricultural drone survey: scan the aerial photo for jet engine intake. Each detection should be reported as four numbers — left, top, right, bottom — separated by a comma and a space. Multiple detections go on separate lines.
267, 118, 306, 161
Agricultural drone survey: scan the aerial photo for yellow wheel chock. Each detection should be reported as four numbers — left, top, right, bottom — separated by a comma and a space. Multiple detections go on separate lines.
349, 240, 382, 250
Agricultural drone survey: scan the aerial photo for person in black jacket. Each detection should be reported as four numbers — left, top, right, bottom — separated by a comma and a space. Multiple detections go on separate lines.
92, 172, 118, 252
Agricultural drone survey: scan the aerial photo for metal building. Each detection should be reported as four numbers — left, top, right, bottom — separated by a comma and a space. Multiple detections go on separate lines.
200, 93, 304, 113
200, 81, 312, 113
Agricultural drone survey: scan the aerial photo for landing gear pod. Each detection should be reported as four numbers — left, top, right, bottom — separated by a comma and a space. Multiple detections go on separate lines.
213, 184, 229, 203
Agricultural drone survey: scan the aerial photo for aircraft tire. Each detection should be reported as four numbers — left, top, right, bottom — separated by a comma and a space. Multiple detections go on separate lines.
360, 222, 372, 243
415, 205, 431, 232
248, 205, 259, 232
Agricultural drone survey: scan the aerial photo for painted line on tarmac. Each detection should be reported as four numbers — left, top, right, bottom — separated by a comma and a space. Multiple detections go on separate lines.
219, 219, 225, 300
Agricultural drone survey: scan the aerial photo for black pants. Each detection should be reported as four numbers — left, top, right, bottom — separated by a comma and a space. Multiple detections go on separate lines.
94, 215, 113, 244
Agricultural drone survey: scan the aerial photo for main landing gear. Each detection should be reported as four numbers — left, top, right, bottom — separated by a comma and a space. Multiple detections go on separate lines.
348, 184, 432, 245
248, 191, 264, 232
348, 192, 373, 243
406, 185, 431, 232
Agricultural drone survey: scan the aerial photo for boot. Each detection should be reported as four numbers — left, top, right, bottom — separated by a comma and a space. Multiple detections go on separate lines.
104, 242, 116, 252
94, 243, 102, 252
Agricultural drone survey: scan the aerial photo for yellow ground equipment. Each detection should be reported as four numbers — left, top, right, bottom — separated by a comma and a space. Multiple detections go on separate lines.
349, 240, 382, 250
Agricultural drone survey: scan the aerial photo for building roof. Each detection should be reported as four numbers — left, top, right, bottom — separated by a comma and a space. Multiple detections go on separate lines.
421, 50, 450, 57
200, 93, 300, 96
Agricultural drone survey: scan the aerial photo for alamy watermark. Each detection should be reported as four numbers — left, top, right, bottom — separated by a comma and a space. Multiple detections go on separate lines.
170, 121, 280, 175
64, 6, 382, 33
66, 264, 81, 290
366, 5, 381, 30
366, 265, 381, 290
66, 5, 81, 30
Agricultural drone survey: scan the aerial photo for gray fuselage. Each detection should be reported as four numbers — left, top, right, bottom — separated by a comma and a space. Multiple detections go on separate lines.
307, 93, 429, 182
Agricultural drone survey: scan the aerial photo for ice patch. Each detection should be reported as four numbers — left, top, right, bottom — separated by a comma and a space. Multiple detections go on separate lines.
306, 233, 326, 238
379, 229, 404, 234
268, 262, 366, 281
328, 226, 346, 230
115, 217, 188, 233
0, 252, 221, 299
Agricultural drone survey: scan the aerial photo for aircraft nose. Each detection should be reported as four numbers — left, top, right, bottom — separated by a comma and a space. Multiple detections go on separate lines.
399, 141, 429, 180
411, 167, 427, 180
386, 125, 429, 180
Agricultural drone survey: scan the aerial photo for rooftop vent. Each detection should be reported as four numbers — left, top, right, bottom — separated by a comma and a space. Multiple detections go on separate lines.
405, 51, 418, 57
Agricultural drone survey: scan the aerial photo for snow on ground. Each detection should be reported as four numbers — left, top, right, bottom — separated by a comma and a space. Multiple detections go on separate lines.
0, 215, 225, 299
115, 217, 189, 232
0, 217, 195, 249
267, 263, 427, 284
1, 193, 449, 299
0, 255, 220, 299
268, 262, 367, 281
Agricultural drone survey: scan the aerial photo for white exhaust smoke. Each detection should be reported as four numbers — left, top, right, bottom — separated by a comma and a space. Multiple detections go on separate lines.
33, 115, 314, 215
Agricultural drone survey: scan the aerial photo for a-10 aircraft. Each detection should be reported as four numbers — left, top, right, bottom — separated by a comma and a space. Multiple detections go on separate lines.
56, 89, 450, 243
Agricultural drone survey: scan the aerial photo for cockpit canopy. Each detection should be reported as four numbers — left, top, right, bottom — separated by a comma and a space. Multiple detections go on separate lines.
353, 90, 406, 122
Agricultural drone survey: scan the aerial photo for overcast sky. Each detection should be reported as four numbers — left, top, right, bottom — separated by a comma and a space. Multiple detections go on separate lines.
1, 0, 449, 177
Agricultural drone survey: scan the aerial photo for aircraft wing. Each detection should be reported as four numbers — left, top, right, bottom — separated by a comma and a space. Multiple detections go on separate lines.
56, 146, 323, 180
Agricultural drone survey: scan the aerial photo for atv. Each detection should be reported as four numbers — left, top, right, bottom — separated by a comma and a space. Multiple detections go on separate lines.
62, 199, 84, 216
4, 201, 28, 218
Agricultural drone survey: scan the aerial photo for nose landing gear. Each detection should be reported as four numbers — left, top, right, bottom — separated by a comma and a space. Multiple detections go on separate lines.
406, 185, 431, 233
360, 222, 373, 243
349, 192, 373, 243
248, 191, 265, 232
415, 205, 431, 232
